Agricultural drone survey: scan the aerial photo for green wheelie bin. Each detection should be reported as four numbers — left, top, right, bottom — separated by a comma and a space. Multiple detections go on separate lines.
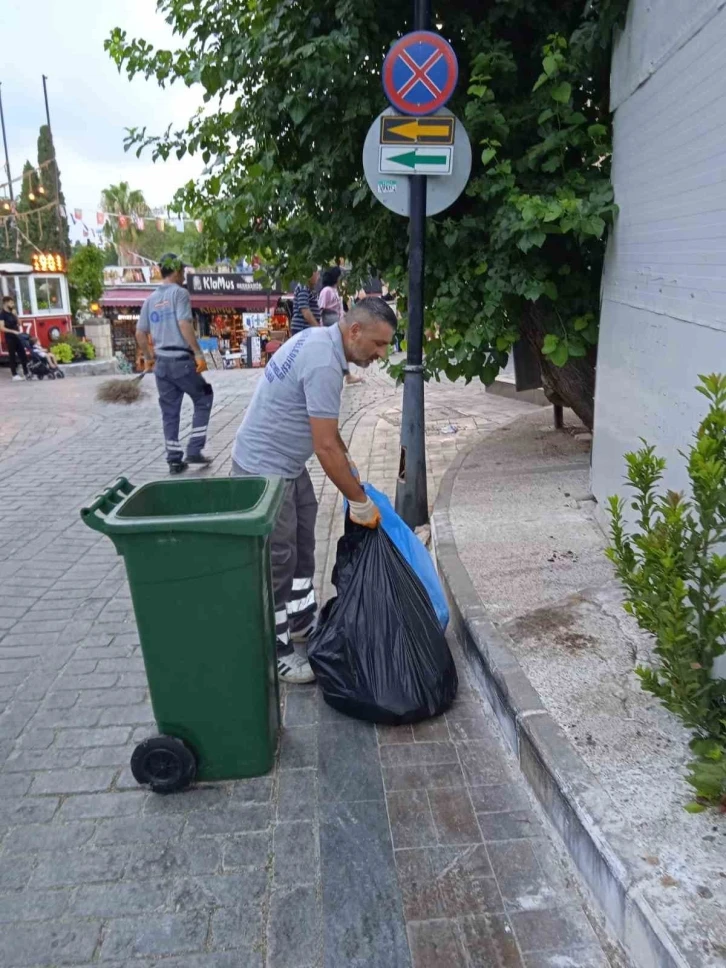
81, 475, 285, 794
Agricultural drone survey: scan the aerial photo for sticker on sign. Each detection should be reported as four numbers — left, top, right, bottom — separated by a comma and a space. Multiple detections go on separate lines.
379, 146, 453, 175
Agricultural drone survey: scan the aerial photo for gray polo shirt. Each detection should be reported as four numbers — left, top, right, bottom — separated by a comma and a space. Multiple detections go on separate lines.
137, 283, 193, 358
232, 324, 347, 478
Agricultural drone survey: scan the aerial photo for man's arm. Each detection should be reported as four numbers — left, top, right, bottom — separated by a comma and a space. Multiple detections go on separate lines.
310, 418, 365, 503
136, 300, 153, 362
179, 319, 203, 357
136, 330, 152, 357
302, 307, 319, 327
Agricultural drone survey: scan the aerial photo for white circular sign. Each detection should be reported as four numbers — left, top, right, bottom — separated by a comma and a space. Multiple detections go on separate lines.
362, 107, 472, 217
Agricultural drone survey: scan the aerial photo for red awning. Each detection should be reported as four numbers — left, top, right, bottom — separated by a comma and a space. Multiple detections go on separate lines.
101, 287, 156, 307
190, 293, 273, 310
101, 289, 293, 310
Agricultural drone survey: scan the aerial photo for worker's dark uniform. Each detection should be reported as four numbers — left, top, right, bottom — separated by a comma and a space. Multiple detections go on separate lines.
137, 282, 213, 463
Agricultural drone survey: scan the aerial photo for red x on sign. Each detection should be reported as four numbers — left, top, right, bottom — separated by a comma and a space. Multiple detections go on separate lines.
382, 31, 458, 117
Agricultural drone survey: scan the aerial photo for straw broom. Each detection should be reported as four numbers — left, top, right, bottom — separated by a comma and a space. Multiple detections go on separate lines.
96, 371, 150, 404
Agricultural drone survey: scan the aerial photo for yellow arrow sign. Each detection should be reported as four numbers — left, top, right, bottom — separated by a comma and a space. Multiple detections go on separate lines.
380, 116, 455, 145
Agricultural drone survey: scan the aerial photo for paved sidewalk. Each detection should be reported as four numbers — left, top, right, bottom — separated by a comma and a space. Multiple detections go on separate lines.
0, 366, 612, 967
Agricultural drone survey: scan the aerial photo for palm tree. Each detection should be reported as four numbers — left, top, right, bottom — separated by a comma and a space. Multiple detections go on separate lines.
100, 182, 150, 266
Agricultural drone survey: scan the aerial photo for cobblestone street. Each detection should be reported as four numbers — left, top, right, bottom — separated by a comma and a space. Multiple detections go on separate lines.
0, 366, 611, 968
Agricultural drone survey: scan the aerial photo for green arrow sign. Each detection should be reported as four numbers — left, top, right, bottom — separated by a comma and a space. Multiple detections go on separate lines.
388, 151, 448, 168
379, 145, 454, 175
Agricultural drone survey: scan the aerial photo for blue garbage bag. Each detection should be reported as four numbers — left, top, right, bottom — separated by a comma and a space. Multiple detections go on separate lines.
363, 484, 449, 630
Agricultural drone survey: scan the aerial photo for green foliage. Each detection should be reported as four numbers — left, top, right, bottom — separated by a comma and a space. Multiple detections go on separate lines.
100, 182, 150, 266
68, 244, 106, 306
607, 375, 726, 811
51, 342, 74, 364
37, 125, 71, 259
57, 332, 96, 361
106, 0, 627, 416
99, 182, 203, 265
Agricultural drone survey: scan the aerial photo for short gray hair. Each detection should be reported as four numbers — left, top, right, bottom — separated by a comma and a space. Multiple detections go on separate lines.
344, 296, 397, 329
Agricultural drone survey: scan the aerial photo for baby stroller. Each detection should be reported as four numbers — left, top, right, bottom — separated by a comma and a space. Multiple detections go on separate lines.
25, 337, 64, 380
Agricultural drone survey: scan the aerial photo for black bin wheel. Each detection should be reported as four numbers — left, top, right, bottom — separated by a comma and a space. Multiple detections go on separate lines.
130, 735, 197, 794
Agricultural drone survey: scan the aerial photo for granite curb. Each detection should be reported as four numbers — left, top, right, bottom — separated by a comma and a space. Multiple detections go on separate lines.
431, 442, 691, 968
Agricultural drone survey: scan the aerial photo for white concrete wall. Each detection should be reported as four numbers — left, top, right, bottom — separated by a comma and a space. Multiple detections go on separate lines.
592, 0, 726, 505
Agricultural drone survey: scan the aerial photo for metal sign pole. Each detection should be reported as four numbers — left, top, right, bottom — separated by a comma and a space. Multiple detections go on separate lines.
395, 0, 431, 528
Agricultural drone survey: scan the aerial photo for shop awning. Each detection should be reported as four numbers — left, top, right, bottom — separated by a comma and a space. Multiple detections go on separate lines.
190, 293, 275, 310
101, 287, 156, 307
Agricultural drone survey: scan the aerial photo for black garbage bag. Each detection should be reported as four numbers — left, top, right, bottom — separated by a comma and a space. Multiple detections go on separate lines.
308, 522, 458, 725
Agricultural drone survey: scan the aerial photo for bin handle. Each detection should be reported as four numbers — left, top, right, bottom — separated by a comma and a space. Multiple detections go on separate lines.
80, 477, 135, 534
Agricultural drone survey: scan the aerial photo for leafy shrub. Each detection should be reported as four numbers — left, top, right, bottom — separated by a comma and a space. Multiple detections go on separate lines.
51, 342, 74, 364
79, 341, 96, 360
607, 375, 726, 812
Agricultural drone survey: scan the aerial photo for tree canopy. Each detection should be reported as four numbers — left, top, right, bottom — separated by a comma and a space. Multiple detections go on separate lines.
107, 0, 628, 427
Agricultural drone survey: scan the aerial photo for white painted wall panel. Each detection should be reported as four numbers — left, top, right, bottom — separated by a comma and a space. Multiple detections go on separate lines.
592, 2, 726, 513
611, 0, 726, 109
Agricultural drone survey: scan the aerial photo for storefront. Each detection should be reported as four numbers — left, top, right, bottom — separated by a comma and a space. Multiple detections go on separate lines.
100, 286, 155, 369
188, 274, 289, 363
100, 271, 291, 370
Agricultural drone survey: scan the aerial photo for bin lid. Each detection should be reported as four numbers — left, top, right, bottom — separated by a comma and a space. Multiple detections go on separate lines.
81, 476, 285, 537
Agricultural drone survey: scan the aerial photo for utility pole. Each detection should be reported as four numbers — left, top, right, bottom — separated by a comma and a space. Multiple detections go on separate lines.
0, 82, 18, 254
395, 0, 432, 529
42, 75, 65, 249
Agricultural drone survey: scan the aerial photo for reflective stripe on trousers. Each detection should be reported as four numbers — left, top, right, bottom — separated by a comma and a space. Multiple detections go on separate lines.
231, 461, 317, 653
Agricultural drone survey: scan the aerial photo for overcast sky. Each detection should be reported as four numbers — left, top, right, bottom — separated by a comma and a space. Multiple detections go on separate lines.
1, 0, 202, 243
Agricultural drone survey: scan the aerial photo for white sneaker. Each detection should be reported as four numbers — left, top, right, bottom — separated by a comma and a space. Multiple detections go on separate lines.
277, 652, 316, 684
12, 375, 24, 382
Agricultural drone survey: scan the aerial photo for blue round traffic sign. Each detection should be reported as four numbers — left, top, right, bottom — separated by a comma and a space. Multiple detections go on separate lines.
382, 31, 458, 117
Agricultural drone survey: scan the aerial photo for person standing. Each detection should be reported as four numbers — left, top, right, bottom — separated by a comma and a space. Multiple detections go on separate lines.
136, 253, 213, 474
231, 297, 398, 683
290, 269, 321, 335
0, 297, 30, 382
318, 267, 363, 386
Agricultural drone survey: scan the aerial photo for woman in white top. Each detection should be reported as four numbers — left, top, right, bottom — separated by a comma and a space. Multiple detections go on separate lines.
318, 267, 363, 385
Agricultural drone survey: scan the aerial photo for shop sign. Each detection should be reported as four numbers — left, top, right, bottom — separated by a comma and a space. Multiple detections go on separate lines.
188, 273, 264, 294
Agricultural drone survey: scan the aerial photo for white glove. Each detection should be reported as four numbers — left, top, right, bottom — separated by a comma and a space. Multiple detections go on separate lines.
349, 496, 381, 529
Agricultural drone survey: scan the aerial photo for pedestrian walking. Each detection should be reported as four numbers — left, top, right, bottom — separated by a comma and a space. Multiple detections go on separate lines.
136, 253, 213, 474
290, 269, 321, 335
0, 296, 30, 381
318, 266, 364, 386
231, 297, 398, 683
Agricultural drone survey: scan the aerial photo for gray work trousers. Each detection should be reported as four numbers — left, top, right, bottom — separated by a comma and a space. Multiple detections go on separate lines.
232, 461, 317, 654
155, 356, 214, 463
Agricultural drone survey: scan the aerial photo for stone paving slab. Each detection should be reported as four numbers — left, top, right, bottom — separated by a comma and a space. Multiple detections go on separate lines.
0, 367, 614, 967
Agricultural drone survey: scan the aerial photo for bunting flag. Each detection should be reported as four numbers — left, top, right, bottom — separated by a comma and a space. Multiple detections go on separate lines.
118, 215, 129, 230
136, 217, 145, 231
82, 223, 89, 238
156, 218, 165, 232
74, 208, 82, 220
96, 212, 105, 226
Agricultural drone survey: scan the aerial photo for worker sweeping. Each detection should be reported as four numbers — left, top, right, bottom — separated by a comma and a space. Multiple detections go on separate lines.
231, 296, 398, 683
136, 253, 213, 474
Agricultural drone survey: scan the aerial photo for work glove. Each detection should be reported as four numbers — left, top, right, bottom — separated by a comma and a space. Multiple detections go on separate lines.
195, 356, 208, 374
349, 495, 381, 529
144, 358, 155, 372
